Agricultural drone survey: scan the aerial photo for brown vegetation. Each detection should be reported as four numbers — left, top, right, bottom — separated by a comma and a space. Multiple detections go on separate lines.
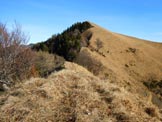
1, 21, 162, 121
34, 51, 65, 77
95, 38, 103, 51
0, 22, 65, 91
0, 22, 34, 85
0, 62, 161, 121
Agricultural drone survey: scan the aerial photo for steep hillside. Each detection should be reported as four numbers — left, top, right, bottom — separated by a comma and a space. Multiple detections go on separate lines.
78, 22, 162, 80
21, 21, 162, 121
76, 22, 162, 110
32, 21, 162, 82
0, 62, 161, 122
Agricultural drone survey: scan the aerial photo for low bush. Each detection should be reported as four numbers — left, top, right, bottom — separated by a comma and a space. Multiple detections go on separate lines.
145, 107, 157, 117
34, 51, 65, 77
0, 22, 35, 84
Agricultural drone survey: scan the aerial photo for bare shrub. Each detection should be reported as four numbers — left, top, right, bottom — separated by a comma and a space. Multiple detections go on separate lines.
34, 51, 65, 77
95, 38, 103, 51
115, 112, 130, 122
0, 22, 34, 85
145, 107, 157, 117
76, 48, 104, 75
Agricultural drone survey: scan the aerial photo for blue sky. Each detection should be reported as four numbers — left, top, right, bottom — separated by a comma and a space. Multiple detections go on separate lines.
1, 0, 162, 43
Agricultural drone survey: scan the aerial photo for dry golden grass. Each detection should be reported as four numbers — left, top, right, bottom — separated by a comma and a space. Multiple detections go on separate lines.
0, 22, 162, 122
0, 62, 161, 122
77, 22, 162, 109
78, 22, 162, 82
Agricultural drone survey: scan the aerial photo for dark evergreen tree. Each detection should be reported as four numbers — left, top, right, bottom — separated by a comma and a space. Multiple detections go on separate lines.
32, 21, 93, 61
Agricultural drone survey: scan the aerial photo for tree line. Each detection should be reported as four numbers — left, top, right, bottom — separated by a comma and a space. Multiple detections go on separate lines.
32, 21, 93, 61
0, 21, 92, 89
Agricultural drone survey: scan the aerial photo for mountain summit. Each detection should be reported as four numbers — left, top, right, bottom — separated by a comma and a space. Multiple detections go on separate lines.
33, 21, 162, 82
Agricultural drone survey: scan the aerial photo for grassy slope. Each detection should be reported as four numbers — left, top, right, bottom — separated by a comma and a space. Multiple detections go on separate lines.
81, 22, 162, 82
76, 22, 162, 114
1, 22, 162, 121
0, 62, 161, 122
